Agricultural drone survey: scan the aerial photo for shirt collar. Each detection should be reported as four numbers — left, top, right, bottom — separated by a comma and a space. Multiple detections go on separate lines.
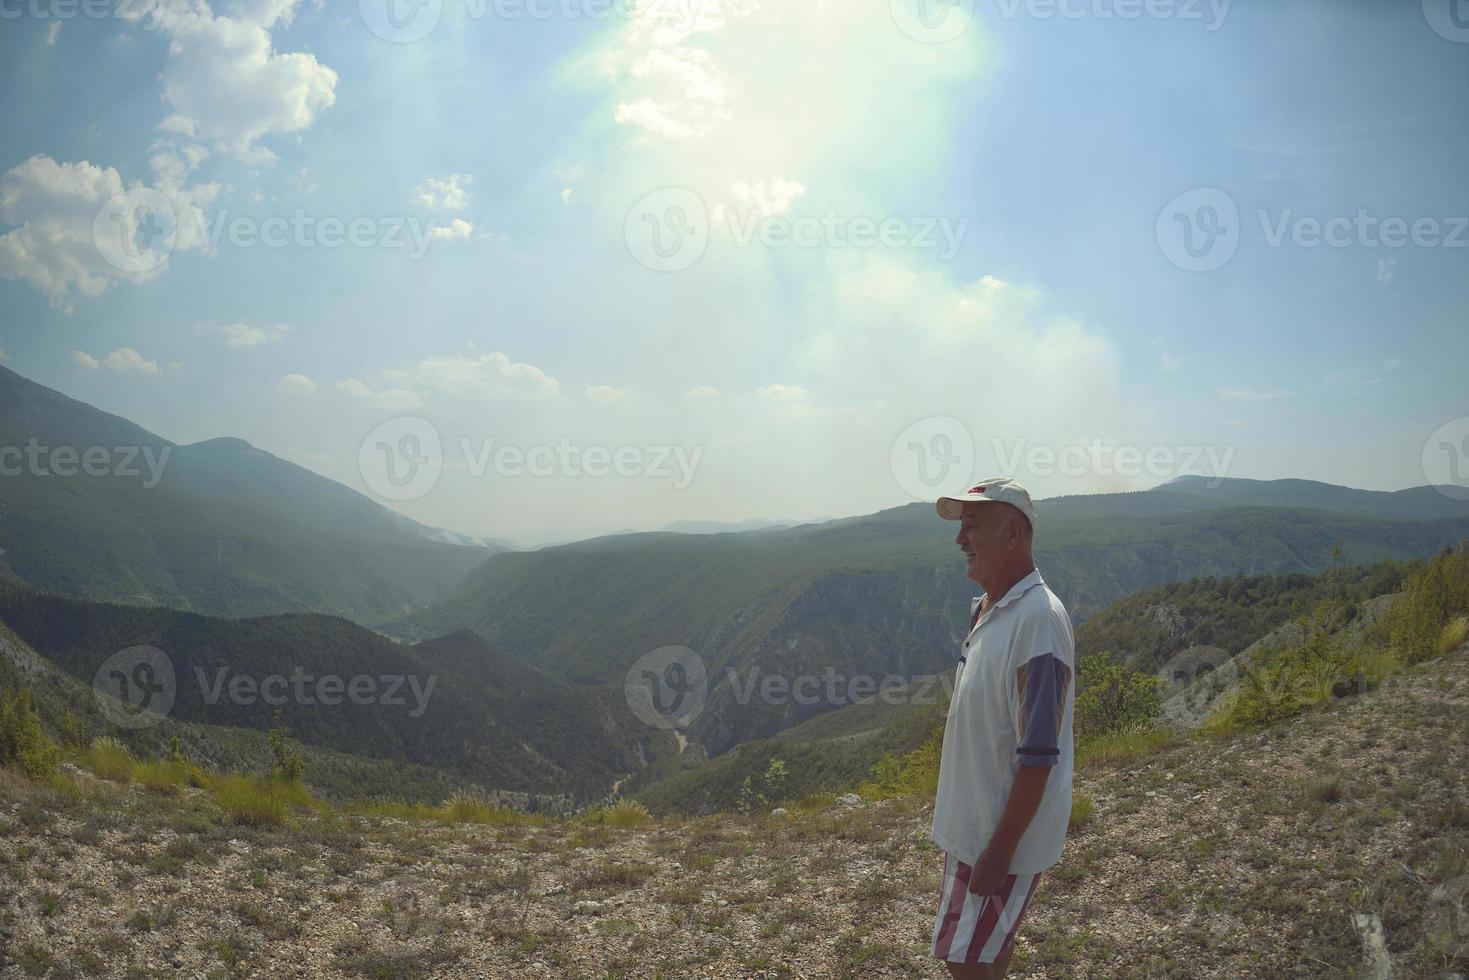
970, 568, 1044, 619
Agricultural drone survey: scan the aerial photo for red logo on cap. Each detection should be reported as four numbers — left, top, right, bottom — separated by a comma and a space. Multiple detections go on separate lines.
969, 485, 986, 494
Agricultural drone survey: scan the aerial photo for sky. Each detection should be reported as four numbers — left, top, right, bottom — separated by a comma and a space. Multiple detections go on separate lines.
0, 0, 1466, 545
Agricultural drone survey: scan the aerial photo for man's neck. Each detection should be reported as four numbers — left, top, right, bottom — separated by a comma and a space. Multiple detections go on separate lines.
975, 561, 1037, 606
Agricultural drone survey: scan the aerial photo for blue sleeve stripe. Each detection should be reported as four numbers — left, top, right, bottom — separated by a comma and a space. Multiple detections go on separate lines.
1016, 653, 1070, 768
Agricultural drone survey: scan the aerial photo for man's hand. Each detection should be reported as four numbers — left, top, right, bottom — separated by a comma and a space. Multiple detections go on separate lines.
966, 845, 1012, 897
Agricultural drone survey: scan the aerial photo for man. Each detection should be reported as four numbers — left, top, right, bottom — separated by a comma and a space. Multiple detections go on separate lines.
929, 479, 1075, 979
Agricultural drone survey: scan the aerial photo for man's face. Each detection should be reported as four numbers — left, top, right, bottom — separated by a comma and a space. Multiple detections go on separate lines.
954, 504, 1015, 583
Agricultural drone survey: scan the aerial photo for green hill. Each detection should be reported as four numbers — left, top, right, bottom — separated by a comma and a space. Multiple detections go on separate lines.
0, 365, 498, 624
0, 577, 664, 802
390, 484, 1469, 760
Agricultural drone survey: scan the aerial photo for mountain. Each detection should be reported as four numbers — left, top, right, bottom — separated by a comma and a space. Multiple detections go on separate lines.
389, 479, 1469, 759
0, 365, 500, 624
0, 576, 663, 801
659, 518, 815, 534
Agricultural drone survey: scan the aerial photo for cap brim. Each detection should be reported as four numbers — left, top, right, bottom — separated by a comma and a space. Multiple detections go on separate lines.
936, 494, 989, 520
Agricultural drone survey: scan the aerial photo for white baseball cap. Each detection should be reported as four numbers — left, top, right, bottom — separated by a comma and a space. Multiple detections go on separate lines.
936, 477, 1037, 530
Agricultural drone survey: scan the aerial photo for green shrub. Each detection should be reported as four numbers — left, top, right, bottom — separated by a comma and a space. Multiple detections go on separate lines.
267, 722, 305, 783
441, 790, 524, 825
0, 687, 59, 779
213, 775, 311, 826
1075, 655, 1162, 742
134, 759, 206, 795
1069, 790, 1095, 832
1437, 615, 1469, 655
857, 724, 943, 800
1076, 728, 1175, 770
1382, 546, 1469, 664
737, 757, 790, 814
84, 736, 136, 783
586, 800, 653, 827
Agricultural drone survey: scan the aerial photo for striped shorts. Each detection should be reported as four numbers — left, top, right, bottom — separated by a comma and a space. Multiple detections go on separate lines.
930, 853, 1042, 965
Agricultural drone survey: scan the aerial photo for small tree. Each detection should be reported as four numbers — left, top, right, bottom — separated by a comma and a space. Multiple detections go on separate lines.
0, 688, 59, 779
266, 714, 304, 783
737, 756, 790, 814
1075, 654, 1162, 742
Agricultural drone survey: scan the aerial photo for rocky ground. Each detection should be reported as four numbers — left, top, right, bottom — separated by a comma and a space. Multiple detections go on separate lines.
1, 646, 1466, 979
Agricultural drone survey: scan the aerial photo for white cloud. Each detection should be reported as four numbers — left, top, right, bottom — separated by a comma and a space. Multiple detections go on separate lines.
1219, 386, 1294, 402
44, 21, 60, 46
724, 177, 806, 220
72, 347, 160, 373
1383, 355, 1402, 372
756, 383, 810, 402
413, 174, 472, 211
200, 321, 291, 348
429, 218, 474, 241
586, 384, 631, 402
278, 373, 317, 395
373, 388, 424, 411
144, 0, 337, 162
405, 351, 559, 401
560, 187, 573, 205
0, 155, 216, 311
683, 385, 720, 399
337, 378, 423, 409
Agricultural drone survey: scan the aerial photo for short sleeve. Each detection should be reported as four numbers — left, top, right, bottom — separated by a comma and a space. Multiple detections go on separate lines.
1014, 651, 1072, 768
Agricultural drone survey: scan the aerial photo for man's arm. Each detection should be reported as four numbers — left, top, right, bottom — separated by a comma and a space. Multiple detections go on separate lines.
965, 766, 1049, 895
967, 650, 1070, 895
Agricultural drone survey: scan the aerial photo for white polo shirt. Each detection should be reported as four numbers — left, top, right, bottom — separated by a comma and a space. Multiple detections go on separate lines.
932, 568, 1075, 874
